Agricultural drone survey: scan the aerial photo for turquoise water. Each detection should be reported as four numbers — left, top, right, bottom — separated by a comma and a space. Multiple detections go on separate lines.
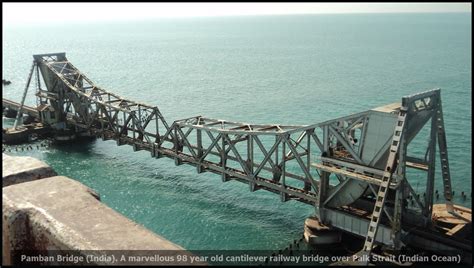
2, 13, 472, 250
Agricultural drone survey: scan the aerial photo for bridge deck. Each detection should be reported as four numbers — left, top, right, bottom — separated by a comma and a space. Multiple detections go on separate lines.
2, 98, 39, 118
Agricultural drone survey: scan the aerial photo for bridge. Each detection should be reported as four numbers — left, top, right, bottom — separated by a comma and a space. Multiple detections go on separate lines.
2, 99, 38, 118
2, 53, 471, 264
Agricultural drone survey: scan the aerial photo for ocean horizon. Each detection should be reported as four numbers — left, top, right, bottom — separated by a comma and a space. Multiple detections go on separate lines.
2, 12, 471, 251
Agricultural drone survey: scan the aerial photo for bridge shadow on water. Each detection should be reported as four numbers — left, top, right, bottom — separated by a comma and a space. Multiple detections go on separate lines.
49, 137, 98, 156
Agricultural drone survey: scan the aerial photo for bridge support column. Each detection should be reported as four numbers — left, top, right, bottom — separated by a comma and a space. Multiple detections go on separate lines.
151, 143, 162, 158
249, 182, 258, 192
221, 134, 229, 182
280, 136, 288, 202
117, 138, 124, 146
304, 216, 341, 245
316, 126, 330, 221
196, 165, 204, 173
173, 126, 183, 166
196, 129, 204, 173
248, 135, 257, 191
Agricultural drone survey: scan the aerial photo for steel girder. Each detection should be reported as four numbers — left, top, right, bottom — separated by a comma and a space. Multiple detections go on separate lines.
161, 116, 322, 204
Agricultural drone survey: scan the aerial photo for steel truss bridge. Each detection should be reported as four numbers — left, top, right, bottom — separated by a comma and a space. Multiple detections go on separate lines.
2, 53, 470, 263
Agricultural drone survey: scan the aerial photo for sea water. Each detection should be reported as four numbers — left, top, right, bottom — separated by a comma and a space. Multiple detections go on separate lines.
2, 13, 471, 250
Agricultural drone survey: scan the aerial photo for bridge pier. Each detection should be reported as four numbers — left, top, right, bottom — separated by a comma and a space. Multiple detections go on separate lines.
53, 128, 77, 143
221, 172, 230, 182
196, 164, 204, 173
101, 132, 110, 141
117, 138, 126, 146
249, 181, 259, 192
155, 151, 163, 159
151, 144, 162, 158
174, 157, 183, 166
304, 216, 342, 246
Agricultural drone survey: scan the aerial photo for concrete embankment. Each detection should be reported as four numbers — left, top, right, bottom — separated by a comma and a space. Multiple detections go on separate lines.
2, 154, 57, 187
2, 153, 205, 266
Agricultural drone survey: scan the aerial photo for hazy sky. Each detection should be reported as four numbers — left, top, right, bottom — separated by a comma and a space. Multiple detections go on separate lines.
3, 3, 471, 26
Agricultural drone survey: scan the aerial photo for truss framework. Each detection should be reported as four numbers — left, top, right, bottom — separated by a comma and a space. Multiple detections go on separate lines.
18, 53, 454, 255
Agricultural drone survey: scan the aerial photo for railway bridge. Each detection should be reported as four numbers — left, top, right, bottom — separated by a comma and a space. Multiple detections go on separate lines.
2, 53, 471, 264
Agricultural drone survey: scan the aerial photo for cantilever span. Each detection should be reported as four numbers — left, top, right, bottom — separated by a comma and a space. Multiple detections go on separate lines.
3, 53, 466, 261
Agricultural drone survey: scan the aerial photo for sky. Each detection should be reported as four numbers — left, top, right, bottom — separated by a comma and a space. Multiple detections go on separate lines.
3, 2, 472, 27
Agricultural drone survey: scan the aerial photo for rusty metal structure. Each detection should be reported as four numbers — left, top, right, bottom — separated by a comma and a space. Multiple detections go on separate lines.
3, 53, 471, 264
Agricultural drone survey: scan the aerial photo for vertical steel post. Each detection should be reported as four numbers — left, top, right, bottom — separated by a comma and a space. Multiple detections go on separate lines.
317, 126, 330, 220
275, 135, 278, 169
132, 112, 136, 140
359, 116, 368, 154
197, 129, 203, 173
424, 109, 437, 220
35, 62, 43, 122
35, 61, 41, 109
247, 134, 254, 174
435, 98, 454, 213
306, 130, 312, 191
13, 62, 35, 130
281, 134, 287, 202
221, 134, 228, 182
155, 109, 160, 143
137, 105, 142, 141
123, 113, 127, 136
174, 124, 181, 165
248, 134, 256, 191
392, 121, 408, 249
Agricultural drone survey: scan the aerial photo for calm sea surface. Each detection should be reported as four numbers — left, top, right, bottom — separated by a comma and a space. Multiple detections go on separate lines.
2, 13, 471, 250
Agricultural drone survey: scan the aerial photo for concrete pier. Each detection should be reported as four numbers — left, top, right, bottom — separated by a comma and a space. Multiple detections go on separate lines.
304, 216, 342, 245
